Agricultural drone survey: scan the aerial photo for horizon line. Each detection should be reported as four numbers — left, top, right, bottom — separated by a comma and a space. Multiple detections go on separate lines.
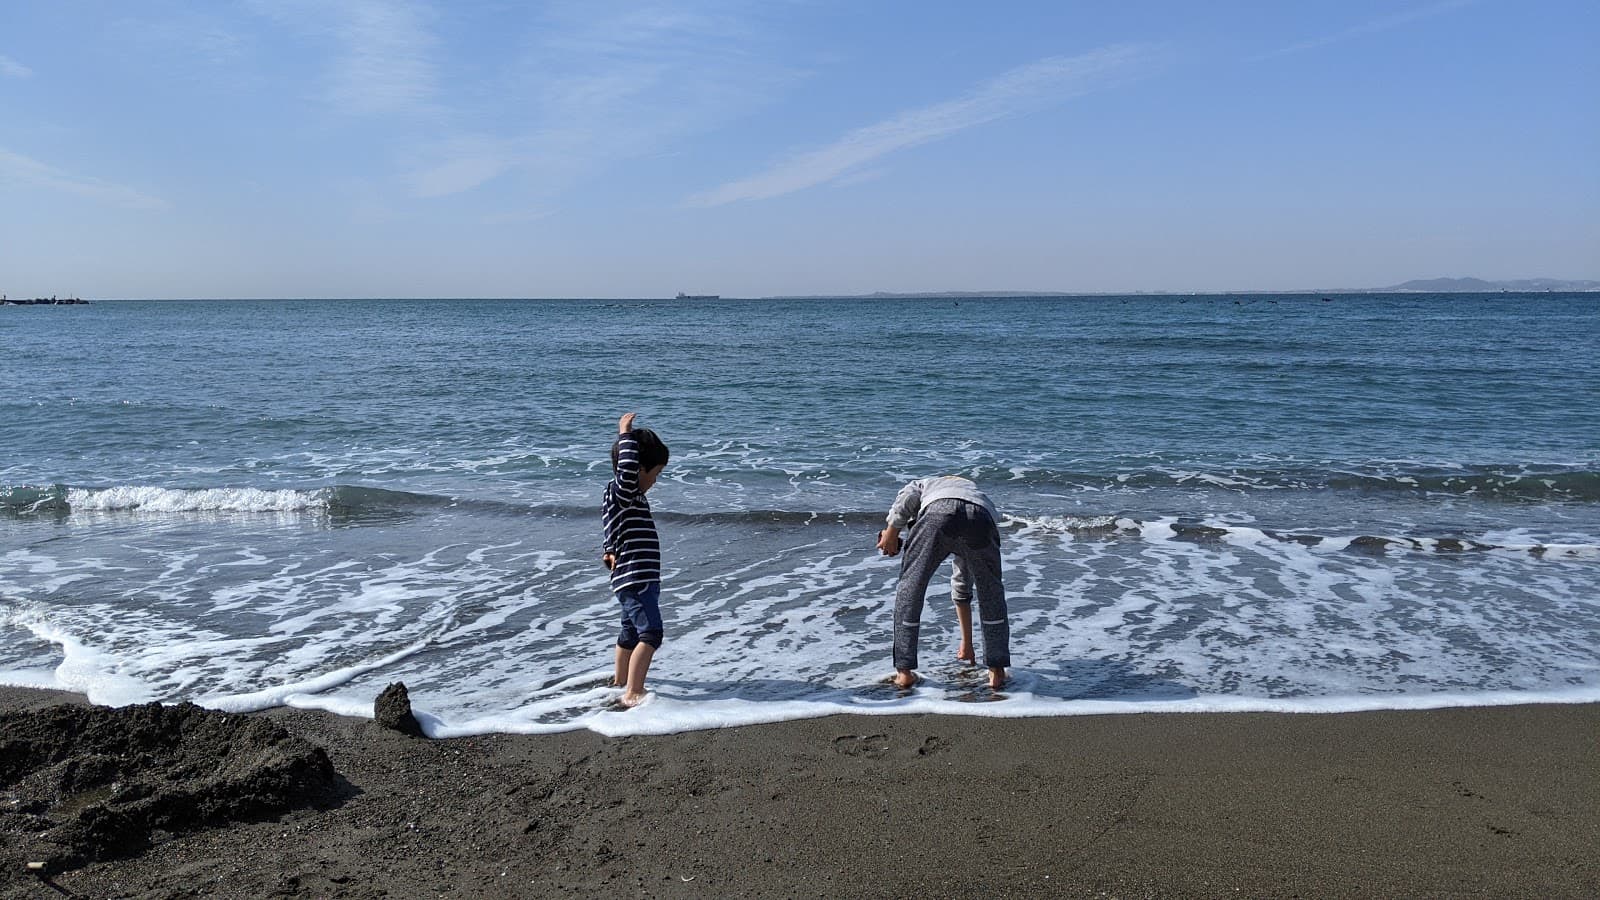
18, 287, 1598, 303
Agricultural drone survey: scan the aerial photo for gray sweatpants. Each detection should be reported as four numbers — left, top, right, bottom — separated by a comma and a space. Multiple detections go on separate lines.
893, 499, 1011, 670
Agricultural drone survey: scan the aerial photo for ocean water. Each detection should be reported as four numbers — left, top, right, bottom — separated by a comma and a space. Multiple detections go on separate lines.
2, 294, 1597, 736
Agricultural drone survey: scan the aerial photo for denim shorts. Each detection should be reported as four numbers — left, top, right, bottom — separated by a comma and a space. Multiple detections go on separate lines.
616, 582, 664, 649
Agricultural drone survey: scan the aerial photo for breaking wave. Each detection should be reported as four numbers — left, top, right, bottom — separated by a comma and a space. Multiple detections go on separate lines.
4, 482, 1591, 558
996, 465, 1600, 502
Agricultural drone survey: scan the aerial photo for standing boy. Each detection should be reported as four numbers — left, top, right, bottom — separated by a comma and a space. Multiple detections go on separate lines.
876, 475, 1010, 689
602, 412, 670, 707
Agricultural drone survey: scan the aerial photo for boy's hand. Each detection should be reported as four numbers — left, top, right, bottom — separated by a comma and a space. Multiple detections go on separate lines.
603, 553, 616, 571
877, 528, 901, 557
618, 412, 636, 434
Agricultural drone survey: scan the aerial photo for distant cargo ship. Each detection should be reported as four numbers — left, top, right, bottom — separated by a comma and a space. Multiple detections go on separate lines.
675, 292, 720, 300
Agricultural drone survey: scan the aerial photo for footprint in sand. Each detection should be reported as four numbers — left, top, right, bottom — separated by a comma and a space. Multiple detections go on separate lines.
832, 734, 890, 758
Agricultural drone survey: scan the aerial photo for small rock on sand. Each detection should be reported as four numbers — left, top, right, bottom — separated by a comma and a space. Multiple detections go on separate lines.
374, 682, 425, 737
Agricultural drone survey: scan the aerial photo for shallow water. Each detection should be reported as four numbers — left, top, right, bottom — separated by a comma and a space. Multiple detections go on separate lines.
3, 294, 1597, 735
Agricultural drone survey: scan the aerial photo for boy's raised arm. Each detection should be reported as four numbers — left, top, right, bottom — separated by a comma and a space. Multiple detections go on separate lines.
612, 412, 641, 495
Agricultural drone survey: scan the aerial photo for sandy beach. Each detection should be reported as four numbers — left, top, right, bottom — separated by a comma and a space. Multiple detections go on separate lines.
2, 687, 1596, 898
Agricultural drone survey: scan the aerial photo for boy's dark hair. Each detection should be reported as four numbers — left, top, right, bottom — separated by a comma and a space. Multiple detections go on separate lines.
613, 427, 670, 473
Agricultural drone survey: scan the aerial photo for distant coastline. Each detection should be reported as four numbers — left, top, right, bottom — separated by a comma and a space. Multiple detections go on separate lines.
760, 277, 1600, 300
1371, 276, 1600, 293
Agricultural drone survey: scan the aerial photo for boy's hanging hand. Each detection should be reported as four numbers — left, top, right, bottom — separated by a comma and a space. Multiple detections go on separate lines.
877, 528, 901, 557
603, 553, 616, 570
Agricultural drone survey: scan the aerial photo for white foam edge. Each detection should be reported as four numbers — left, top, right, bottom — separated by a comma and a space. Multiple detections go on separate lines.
196, 634, 437, 714
4, 666, 1596, 739
422, 684, 1600, 739
0, 668, 65, 690
2, 619, 158, 706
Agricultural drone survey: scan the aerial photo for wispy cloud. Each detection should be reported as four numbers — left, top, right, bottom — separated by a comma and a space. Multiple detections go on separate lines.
401, 3, 799, 200
248, 2, 798, 206
0, 54, 33, 78
476, 207, 553, 226
329, 0, 437, 114
249, 0, 438, 115
405, 135, 516, 198
688, 44, 1163, 207
115, 15, 246, 67
1252, 0, 1475, 61
0, 148, 166, 209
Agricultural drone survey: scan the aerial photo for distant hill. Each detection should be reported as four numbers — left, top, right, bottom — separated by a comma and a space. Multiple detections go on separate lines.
1378, 277, 1600, 292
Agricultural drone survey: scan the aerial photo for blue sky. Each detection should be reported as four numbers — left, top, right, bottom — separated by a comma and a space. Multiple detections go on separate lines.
1, 1, 1596, 298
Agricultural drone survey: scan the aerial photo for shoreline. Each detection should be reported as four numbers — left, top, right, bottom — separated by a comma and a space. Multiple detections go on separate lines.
3, 687, 1596, 898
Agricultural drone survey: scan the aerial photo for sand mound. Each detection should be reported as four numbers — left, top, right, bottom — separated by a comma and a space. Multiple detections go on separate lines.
0, 702, 337, 873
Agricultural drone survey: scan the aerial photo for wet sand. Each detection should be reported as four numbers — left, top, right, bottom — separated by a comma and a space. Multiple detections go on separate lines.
2, 686, 1596, 898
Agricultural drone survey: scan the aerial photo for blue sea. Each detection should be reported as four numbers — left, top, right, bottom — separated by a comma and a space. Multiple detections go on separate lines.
3, 294, 1597, 736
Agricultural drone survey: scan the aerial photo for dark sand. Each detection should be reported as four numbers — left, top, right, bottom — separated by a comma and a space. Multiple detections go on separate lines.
2, 687, 1596, 899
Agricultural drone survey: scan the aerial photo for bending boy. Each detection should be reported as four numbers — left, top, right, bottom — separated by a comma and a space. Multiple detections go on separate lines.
876, 476, 1010, 689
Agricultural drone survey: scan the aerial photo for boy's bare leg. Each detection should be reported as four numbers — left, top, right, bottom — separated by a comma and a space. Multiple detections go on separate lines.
612, 646, 631, 688
621, 644, 656, 706
988, 666, 1007, 689
953, 601, 975, 663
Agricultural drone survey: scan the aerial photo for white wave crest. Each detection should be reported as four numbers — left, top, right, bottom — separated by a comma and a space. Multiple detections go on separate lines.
67, 485, 326, 513
1005, 514, 1132, 532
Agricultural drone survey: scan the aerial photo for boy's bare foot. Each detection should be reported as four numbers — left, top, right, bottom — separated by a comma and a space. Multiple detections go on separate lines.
988, 667, 1007, 689
620, 691, 647, 707
956, 643, 975, 664
892, 670, 920, 689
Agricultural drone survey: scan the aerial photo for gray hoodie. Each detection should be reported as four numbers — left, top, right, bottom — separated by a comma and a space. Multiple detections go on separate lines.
885, 476, 999, 602
885, 475, 998, 530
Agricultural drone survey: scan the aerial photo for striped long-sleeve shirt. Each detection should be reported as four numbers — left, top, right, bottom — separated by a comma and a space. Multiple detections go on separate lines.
602, 430, 661, 592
